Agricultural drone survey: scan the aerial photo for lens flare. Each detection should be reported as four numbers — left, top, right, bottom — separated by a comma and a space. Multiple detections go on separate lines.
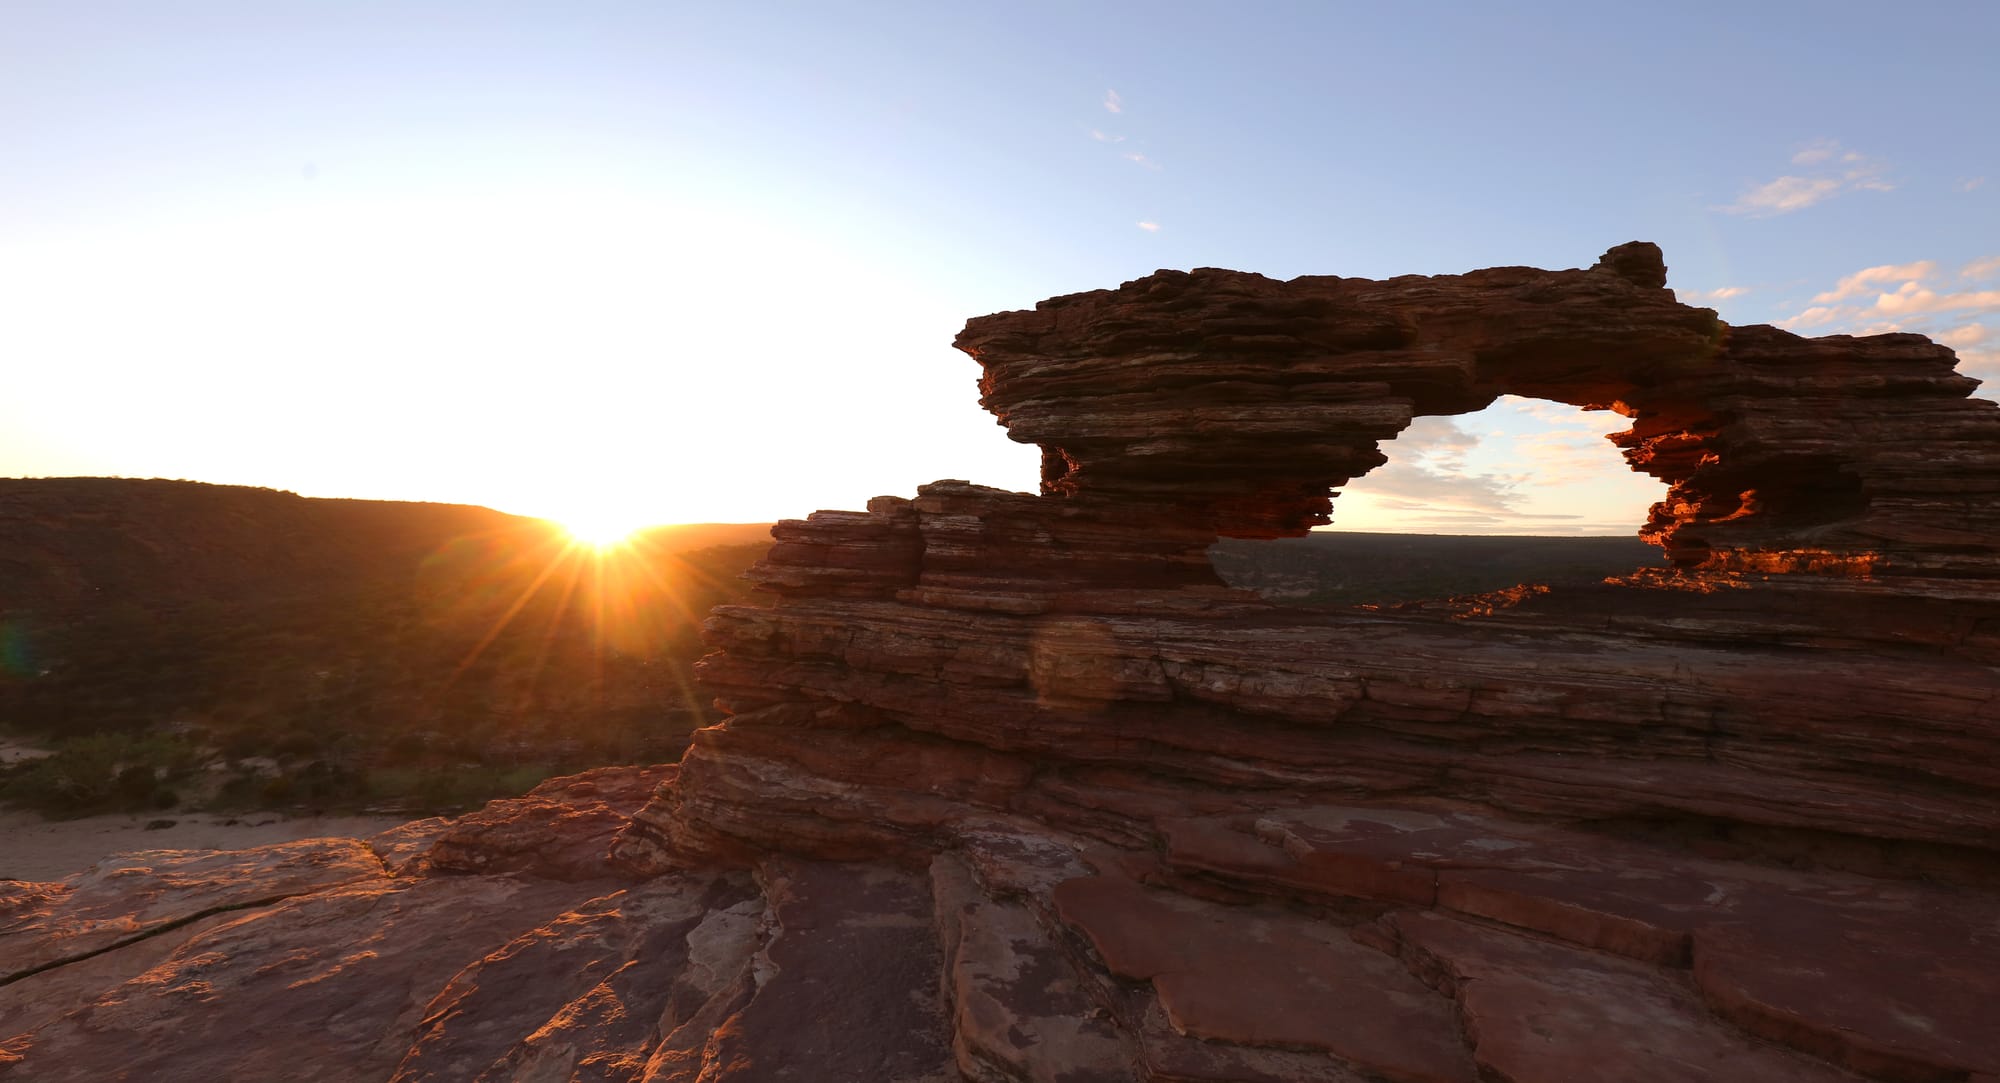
562, 513, 646, 550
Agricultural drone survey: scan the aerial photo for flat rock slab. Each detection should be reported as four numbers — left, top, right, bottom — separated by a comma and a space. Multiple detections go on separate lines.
390, 872, 755, 1083
427, 765, 675, 881
367, 817, 454, 876
1053, 872, 1474, 1083
0, 837, 387, 978
1169, 800, 2000, 1079
1693, 887, 2000, 1080
690, 858, 957, 1083
2, 874, 620, 1082
1386, 910, 1857, 1083
1169, 802, 2000, 969
931, 855, 1134, 1082
1112, 985, 1378, 1083
0, 910, 241, 1042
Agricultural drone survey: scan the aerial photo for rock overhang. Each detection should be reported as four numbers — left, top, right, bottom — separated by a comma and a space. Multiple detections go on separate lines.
956, 242, 1998, 578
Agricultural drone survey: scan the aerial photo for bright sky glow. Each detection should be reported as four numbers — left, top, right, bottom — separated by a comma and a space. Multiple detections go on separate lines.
561, 510, 647, 552
3, 3, 1995, 534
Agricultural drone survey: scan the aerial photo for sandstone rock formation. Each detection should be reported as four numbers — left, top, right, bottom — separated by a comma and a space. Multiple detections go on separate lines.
5, 244, 1998, 1081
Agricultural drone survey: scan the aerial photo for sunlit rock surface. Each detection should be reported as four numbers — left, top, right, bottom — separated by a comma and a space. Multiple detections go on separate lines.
6, 245, 1999, 1081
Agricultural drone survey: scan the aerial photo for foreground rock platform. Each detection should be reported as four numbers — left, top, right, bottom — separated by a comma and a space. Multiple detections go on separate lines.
5, 244, 1998, 1080
7, 778, 1997, 1080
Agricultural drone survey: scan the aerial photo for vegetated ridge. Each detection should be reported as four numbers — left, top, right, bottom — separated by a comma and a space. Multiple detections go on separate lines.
0, 478, 771, 816
1210, 530, 1662, 605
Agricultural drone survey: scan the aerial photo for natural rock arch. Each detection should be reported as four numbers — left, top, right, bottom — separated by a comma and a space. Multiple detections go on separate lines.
955, 242, 2000, 580
629, 240, 2000, 869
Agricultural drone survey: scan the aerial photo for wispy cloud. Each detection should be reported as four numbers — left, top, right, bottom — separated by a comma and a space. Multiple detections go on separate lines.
1677, 285, 1750, 304
1392, 416, 1480, 462
1136, 220, 1160, 233
1779, 305, 1839, 330
1338, 405, 1655, 535
1953, 333, 2000, 389
1729, 176, 1842, 216
1779, 262, 2000, 401
1353, 460, 1518, 516
1089, 129, 1125, 144
1723, 140, 1893, 217
1957, 177, 1986, 193
1507, 433, 1621, 485
1508, 399, 1632, 430
1938, 323, 1989, 350
1122, 150, 1160, 170
1872, 284, 2000, 319
1354, 418, 1519, 515
1962, 256, 2000, 280
1790, 138, 1843, 166
1812, 261, 1938, 303
1103, 89, 1122, 114
1780, 271, 2000, 328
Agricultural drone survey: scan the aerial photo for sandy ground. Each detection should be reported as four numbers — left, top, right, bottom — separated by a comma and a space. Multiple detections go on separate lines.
0, 739, 54, 766
1, 809, 419, 882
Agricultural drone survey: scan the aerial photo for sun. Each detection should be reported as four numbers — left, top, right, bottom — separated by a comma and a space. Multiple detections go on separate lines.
560, 512, 648, 551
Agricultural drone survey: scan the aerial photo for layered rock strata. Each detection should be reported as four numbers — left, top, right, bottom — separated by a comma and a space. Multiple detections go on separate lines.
957, 242, 2000, 581
5, 244, 1998, 1081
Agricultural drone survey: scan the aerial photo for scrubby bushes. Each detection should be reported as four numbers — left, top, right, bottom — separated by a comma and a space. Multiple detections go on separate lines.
1, 538, 764, 819
0, 732, 196, 817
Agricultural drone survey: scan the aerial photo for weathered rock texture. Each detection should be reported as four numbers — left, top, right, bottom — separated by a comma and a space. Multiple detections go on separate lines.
960, 241, 1999, 580
5, 245, 1998, 1082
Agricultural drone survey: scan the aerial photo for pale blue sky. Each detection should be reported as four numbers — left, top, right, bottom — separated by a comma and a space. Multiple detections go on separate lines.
4, 2, 1995, 533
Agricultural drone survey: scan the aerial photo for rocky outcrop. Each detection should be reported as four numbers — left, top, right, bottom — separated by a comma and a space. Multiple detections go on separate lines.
5, 245, 1998, 1081
425, 764, 676, 880
956, 241, 2000, 581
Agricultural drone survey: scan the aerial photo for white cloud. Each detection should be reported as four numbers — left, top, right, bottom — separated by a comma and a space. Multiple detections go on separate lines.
1393, 416, 1480, 460
1122, 150, 1160, 170
1873, 285, 2000, 319
1938, 324, 1989, 349
1728, 175, 1842, 216
1334, 401, 1661, 535
1812, 261, 1937, 303
1349, 417, 1519, 515
1350, 458, 1517, 515
1507, 399, 1630, 429
1723, 141, 1892, 216
1781, 264, 2000, 405
1961, 256, 2000, 280
1677, 285, 1750, 304
1088, 129, 1125, 144
1958, 177, 1987, 193
1508, 431, 1625, 485
1958, 345, 2000, 390
1103, 89, 1122, 114
1136, 220, 1160, 232
1777, 305, 1839, 330
1792, 292, 1999, 328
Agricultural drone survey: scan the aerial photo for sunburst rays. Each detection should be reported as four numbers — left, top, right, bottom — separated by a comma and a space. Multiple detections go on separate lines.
430, 520, 734, 729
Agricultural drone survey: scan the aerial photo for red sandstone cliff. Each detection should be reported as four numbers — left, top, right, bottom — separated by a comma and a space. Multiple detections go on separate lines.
4, 245, 1997, 1082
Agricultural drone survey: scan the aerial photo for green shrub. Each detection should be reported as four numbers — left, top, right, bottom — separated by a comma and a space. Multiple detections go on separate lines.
115, 764, 157, 805
259, 774, 296, 805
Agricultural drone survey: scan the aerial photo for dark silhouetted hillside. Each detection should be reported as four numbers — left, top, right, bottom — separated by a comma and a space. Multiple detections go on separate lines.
1209, 530, 1664, 606
0, 478, 772, 815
